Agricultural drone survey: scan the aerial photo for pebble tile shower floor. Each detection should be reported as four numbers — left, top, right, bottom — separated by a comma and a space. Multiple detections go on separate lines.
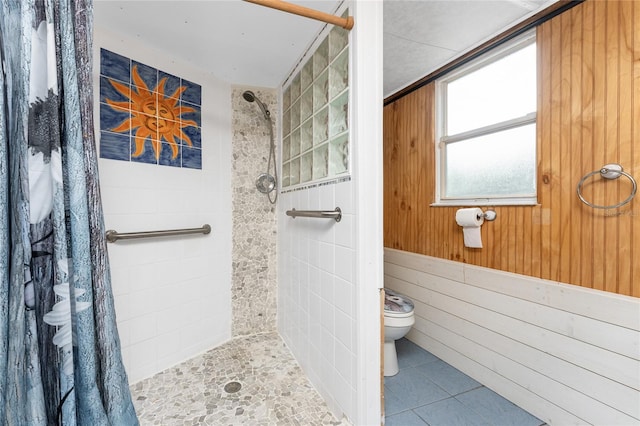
130, 333, 347, 425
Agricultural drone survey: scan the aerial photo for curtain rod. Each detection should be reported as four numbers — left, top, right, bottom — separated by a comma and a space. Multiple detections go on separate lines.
243, 0, 354, 30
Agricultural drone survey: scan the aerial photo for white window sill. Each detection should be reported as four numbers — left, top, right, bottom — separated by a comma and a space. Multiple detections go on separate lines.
431, 198, 539, 207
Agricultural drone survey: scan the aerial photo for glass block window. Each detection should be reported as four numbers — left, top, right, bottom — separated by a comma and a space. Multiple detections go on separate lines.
435, 31, 537, 205
281, 19, 349, 188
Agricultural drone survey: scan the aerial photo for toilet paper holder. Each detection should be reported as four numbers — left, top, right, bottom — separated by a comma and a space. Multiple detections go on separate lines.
478, 210, 497, 221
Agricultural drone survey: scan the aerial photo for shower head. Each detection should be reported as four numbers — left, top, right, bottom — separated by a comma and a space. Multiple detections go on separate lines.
242, 91, 256, 102
242, 90, 271, 120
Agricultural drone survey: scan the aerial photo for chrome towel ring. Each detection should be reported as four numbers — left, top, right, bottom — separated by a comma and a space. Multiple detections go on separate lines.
576, 163, 637, 209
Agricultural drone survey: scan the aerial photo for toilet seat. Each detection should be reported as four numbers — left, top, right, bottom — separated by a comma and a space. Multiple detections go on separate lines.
384, 313, 414, 330
384, 309, 414, 319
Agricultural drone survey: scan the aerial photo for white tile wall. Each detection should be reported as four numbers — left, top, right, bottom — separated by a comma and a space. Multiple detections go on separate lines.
93, 27, 233, 384
278, 181, 357, 421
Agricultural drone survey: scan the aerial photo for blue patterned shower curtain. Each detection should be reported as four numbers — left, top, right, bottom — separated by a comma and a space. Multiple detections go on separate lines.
0, 0, 138, 424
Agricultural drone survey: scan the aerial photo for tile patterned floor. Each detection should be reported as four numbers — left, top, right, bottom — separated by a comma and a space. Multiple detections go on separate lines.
385, 338, 546, 426
130, 332, 347, 425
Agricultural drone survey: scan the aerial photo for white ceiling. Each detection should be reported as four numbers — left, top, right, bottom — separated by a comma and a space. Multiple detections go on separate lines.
94, 0, 555, 98
383, 0, 553, 96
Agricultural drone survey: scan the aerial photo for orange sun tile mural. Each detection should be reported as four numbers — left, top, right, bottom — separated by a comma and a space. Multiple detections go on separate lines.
99, 49, 202, 169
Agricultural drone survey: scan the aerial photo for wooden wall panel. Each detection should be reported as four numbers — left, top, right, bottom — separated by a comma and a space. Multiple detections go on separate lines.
383, 0, 640, 297
633, 0, 640, 292
383, 86, 436, 256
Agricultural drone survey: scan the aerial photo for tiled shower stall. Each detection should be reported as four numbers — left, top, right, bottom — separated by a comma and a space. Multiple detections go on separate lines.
95, 2, 383, 424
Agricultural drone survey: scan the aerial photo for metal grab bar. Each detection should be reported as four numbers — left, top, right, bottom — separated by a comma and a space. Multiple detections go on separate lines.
286, 207, 342, 222
105, 224, 211, 243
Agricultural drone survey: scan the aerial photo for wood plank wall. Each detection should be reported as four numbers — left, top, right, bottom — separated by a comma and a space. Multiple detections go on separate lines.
383, 0, 640, 297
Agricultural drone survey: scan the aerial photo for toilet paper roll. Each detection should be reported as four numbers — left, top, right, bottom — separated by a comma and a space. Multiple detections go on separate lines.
456, 208, 484, 248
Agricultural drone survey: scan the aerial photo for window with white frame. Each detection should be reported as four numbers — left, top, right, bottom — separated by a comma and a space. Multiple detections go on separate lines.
435, 31, 537, 205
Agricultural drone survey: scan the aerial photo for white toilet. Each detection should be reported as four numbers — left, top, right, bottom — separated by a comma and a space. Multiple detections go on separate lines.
383, 289, 415, 376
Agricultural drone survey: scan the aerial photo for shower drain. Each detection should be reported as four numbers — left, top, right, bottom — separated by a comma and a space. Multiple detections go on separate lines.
224, 381, 242, 393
